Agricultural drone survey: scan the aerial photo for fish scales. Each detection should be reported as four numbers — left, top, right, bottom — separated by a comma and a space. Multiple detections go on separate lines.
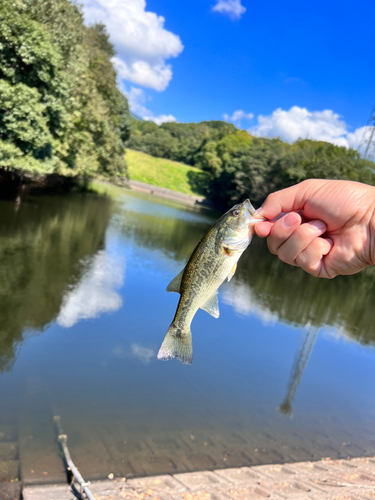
157, 199, 265, 364
177, 233, 233, 323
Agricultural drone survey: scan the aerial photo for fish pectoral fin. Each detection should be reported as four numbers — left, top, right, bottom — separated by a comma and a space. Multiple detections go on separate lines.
200, 292, 220, 318
223, 246, 235, 257
227, 262, 237, 282
166, 268, 184, 293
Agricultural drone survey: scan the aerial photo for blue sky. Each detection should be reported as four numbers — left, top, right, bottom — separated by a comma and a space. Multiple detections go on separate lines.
81, 0, 375, 149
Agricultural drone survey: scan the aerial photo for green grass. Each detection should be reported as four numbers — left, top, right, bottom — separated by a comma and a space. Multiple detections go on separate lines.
126, 148, 204, 196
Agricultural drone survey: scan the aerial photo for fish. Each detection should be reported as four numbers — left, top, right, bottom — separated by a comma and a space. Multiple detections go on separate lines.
157, 199, 266, 364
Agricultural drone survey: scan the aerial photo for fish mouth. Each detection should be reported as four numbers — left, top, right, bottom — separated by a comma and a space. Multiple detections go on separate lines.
243, 199, 267, 223
243, 199, 256, 215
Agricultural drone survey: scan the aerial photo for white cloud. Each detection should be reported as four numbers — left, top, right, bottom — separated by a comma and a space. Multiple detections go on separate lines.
124, 86, 151, 117
249, 106, 367, 151
346, 126, 373, 155
57, 250, 125, 328
212, 0, 246, 19
346, 126, 366, 149
80, 0, 184, 91
223, 110, 254, 126
151, 114, 177, 126
124, 86, 176, 124
113, 57, 173, 92
250, 107, 347, 145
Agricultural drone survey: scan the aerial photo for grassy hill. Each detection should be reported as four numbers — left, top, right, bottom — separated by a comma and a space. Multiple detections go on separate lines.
126, 149, 204, 196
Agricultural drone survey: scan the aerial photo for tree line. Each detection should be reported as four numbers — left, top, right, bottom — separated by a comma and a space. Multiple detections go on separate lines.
0, 0, 131, 180
127, 120, 375, 207
1, 0, 373, 204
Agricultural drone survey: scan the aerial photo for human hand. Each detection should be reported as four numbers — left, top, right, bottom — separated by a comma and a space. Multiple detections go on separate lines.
254, 179, 375, 278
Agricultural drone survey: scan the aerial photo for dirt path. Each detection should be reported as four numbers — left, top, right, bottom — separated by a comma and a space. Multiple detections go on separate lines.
128, 180, 212, 208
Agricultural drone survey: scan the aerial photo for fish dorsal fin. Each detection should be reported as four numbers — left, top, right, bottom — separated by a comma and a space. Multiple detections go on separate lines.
200, 292, 220, 318
166, 268, 184, 293
227, 262, 237, 282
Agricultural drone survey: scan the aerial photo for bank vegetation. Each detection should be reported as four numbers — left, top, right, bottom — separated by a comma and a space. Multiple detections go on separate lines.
127, 120, 375, 207
0, 0, 131, 183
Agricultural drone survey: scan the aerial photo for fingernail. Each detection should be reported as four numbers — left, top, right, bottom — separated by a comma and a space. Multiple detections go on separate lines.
309, 220, 326, 232
283, 213, 298, 228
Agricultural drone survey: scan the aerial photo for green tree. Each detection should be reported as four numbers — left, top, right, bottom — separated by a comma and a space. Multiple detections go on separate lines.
0, 0, 131, 180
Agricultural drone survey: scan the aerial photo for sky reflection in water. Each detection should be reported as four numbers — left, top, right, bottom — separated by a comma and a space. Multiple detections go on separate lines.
0, 188, 375, 481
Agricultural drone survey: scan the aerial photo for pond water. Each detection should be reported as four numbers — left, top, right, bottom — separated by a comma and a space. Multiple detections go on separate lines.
0, 187, 375, 483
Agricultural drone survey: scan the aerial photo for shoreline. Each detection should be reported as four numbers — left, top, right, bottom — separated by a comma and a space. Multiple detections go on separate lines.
0, 170, 212, 210
127, 179, 213, 208
21, 453, 375, 499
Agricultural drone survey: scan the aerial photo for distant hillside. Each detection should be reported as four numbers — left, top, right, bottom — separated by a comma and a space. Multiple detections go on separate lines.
126, 149, 207, 196
126, 120, 375, 208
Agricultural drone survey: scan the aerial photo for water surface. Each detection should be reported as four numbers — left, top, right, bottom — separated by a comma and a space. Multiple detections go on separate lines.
0, 188, 374, 482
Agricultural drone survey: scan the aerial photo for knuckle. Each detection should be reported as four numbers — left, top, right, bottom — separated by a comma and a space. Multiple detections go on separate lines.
277, 247, 291, 264
299, 223, 316, 237
322, 271, 336, 279
296, 248, 318, 274
267, 192, 276, 203
301, 262, 320, 277
302, 178, 320, 189
263, 192, 276, 211
295, 252, 306, 267
267, 240, 278, 255
297, 223, 322, 243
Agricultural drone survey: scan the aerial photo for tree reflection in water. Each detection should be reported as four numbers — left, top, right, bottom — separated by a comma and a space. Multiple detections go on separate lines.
0, 193, 112, 372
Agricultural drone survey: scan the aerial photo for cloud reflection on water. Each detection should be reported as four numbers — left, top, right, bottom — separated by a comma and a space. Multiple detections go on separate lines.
221, 280, 278, 325
131, 343, 155, 364
57, 249, 125, 328
112, 343, 155, 364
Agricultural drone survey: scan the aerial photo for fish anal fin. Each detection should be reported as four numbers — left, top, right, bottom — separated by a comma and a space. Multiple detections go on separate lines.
166, 268, 184, 293
200, 293, 220, 318
227, 262, 237, 282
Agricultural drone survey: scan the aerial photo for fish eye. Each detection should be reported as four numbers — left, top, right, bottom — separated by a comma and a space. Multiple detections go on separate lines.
232, 210, 240, 216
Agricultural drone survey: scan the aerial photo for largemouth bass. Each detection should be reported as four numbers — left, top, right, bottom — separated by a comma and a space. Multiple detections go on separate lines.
157, 199, 265, 364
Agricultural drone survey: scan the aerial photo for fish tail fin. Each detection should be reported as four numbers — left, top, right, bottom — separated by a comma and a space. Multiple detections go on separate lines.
157, 323, 193, 365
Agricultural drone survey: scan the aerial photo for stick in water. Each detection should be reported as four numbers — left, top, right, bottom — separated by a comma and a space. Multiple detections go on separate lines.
53, 415, 96, 500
